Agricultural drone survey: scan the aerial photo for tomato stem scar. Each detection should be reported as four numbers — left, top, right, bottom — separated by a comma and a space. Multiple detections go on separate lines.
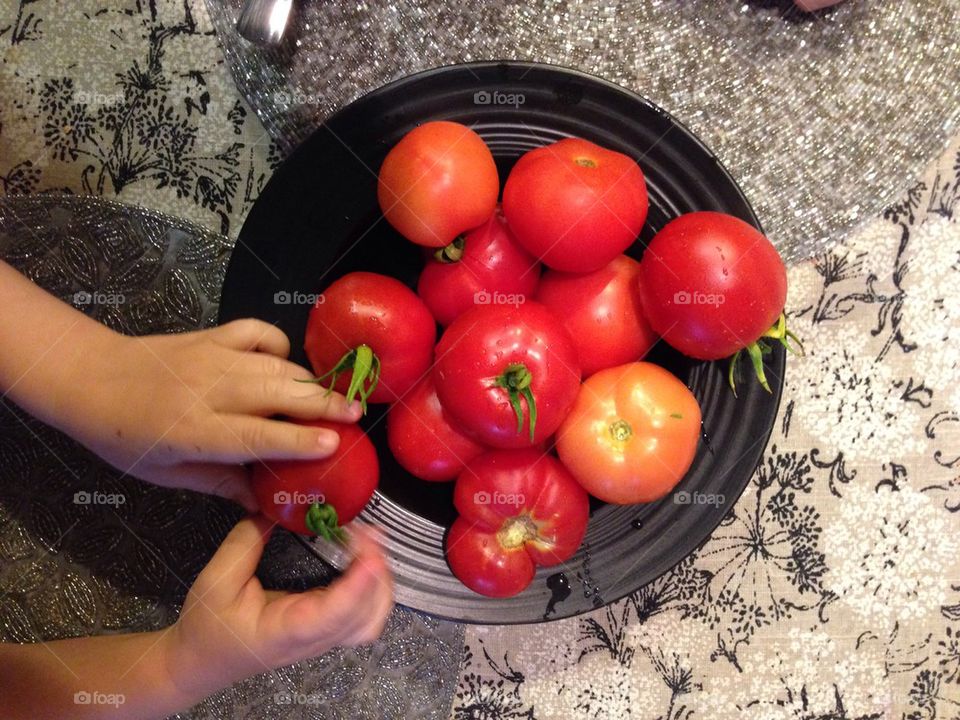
497, 514, 537, 550
574, 157, 597, 168
609, 419, 632, 441
434, 235, 466, 263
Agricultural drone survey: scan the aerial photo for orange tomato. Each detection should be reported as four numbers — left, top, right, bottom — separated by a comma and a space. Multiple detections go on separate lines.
377, 121, 499, 248
556, 362, 701, 504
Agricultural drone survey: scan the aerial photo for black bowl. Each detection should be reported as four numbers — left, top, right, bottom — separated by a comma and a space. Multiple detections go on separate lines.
219, 61, 786, 624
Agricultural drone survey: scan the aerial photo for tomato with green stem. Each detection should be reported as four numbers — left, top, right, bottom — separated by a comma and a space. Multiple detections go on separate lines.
252, 420, 379, 538
445, 449, 590, 598
637, 212, 801, 393
378, 121, 499, 248
433, 302, 581, 448
303, 272, 436, 408
556, 362, 701, 504
417, 206, 541, 327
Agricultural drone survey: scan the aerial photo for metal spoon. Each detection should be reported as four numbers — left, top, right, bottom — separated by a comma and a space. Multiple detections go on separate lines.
237, 0, 294, 46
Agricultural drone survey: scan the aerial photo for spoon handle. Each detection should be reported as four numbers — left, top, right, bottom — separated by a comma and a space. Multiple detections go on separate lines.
237, 0, 294, 46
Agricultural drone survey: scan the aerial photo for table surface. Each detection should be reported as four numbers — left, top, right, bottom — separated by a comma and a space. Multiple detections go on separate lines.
1, 2, 959, 719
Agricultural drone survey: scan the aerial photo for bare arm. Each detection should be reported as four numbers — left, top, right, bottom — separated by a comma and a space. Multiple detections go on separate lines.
0, 259, 361, 506
0, 520, 393, 719
0, 630, 186, 719
0, 261, 394, 716
0, 259, 117, 428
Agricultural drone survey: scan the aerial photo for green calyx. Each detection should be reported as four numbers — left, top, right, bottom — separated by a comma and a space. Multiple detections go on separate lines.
728, 312, 804, 396
494, 363, 538, 442
433, 235, 466, 263
304, 502, 346, 543
298, 343, 380, 413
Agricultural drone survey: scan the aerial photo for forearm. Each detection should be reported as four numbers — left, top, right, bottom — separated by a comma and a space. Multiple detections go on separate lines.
0, 260, 118, 430
0, 631, 197, 719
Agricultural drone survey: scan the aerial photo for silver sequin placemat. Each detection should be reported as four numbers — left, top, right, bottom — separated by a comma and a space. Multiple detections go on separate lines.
205, 0, 960, 265
0, 195, 464, 720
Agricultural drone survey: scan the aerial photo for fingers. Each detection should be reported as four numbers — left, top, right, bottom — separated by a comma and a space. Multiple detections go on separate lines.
193, 515, 275, 605
335, 528, 395, 645
272, 526, 394, 649
229, 377, 363, 423
214, 319, 291, 358
794, 0, 842, 9
196, 415, 341, 463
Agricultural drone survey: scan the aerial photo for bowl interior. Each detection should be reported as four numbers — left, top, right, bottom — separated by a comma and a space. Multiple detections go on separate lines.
220, 62, 785, 623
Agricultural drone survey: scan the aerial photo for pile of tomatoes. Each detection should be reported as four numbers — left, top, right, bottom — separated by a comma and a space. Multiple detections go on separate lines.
253, 121, 797, 598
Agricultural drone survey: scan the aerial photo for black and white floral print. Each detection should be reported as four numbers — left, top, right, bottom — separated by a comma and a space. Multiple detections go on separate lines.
453, 137, 960, 719
0, 0, 280, 235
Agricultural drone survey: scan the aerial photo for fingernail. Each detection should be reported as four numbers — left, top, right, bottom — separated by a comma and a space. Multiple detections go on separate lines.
317, 429, 340, 452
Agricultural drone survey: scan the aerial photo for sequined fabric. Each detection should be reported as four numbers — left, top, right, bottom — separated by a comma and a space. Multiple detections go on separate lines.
0, 195, 464, 720
205, 0, 960, 265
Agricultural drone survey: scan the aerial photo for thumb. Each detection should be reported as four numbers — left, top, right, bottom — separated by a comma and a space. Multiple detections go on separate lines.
272, 526, 392, 645
193, 515, 275, 605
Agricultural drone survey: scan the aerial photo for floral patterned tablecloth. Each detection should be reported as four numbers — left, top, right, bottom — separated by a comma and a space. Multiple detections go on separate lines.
1, 2, 959, 719
454, 149, 960, 719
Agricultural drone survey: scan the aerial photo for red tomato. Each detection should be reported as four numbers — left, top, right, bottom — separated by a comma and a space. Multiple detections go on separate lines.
445, 449, 590, 597
252, 420, 379, 537
638, 212, 790, 383
556, 362, 701, 504
434, 302, 581, 448
417, 206, 541, 327
535, 254, 657, 377
304, 272, 435, 407
502, 137, 648, 272
378, 121, 499, 248
387, 375, 485, 482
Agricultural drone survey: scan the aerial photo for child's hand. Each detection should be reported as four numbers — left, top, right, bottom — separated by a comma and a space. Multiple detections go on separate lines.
0, 516, 394, 718
794, 0, 843, 9
163, 516, 393, 700
58, 319, 361, 510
